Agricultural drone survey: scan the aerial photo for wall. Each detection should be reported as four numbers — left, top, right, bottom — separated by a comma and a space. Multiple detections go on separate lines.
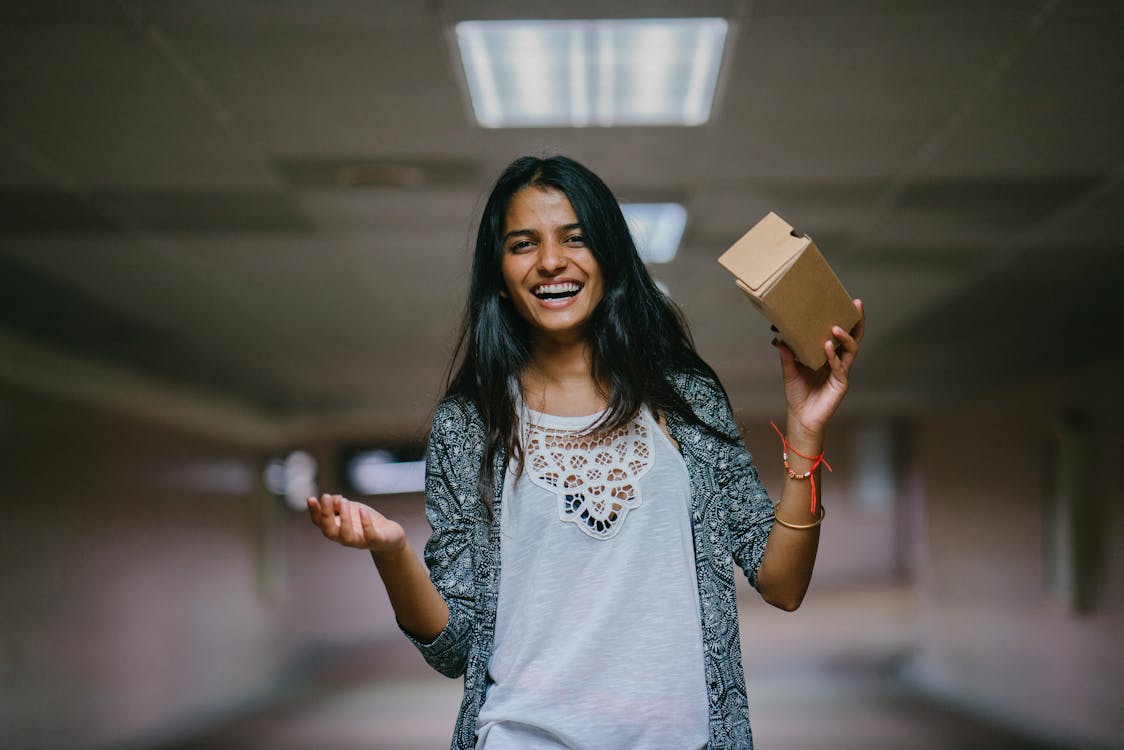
908, 355, 1124, 748
0, 385, 429, 750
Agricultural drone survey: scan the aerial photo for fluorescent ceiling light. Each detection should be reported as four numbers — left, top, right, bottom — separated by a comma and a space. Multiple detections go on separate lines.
347, 450, 426, 495
456, 18, 728, 127
264, 451, 318, 510
622, 203, 687, 263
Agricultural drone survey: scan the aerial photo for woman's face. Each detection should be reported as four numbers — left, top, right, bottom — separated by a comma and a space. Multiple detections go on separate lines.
500, 185, 604, 346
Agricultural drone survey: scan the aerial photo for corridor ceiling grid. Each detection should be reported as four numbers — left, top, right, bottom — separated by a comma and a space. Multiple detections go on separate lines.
1, 0, 1121, 445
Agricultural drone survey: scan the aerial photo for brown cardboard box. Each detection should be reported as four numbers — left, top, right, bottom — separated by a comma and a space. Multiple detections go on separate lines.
718, 212, 859, 370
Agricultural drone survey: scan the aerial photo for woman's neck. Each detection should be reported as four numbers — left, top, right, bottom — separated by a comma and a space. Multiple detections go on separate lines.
522, 338, 607, 417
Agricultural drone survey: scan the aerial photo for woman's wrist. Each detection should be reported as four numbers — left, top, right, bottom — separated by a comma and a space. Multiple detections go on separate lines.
772, 418, 832, 517
369, 538, 411, 567
783, 418, 825, 459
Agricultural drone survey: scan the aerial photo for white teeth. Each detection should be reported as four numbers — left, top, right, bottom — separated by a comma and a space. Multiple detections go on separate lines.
534, 282, 581, 294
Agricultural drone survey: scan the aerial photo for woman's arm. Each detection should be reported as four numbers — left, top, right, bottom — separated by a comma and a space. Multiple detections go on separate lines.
308, 399, 486, 677
753, 423, 825, 611
307, 494, 449, 641
755, 300, 865, 611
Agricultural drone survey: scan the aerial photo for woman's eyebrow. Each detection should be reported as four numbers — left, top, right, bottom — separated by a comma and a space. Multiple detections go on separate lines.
503, 222, 583, 242
502, 228, 536, 241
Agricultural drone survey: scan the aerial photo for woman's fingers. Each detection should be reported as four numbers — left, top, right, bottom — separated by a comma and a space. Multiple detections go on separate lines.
824, 337, 846, 382
339, 496, 363, 546
350, 504, 368, 545
306, 496, 321, 525
849, 299, 865, 345
832, 302, 864, 365
772, 337, 801, 383
822, 332, 853, 385
334, 495, 387, 549
315, 494, 331, 536
832, 326, 857, 357
321, 494, 342, 541
335, 495, 350, 539
359, 505, 381, 542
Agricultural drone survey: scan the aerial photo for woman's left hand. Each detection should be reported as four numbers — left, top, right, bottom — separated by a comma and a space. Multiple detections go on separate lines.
776, 299, 865, 440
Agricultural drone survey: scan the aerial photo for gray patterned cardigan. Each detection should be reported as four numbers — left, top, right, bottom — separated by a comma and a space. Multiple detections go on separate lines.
408, 371, 776, 749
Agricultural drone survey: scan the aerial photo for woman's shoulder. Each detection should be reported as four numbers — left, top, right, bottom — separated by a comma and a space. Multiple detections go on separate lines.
667, 368, 727, 406
431, 394, 483, 435
665, 368, 740, 441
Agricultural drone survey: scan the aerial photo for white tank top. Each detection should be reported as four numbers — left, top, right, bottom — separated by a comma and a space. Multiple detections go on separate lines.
475, 405, 708, 750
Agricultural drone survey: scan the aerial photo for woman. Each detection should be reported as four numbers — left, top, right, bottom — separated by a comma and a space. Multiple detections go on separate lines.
308, 155, 864, 749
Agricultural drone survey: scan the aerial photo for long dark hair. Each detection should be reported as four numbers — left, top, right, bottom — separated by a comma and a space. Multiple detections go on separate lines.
445, 155, 728, 508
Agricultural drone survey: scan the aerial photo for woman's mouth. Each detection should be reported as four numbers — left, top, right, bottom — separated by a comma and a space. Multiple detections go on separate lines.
532, 281, 583, 301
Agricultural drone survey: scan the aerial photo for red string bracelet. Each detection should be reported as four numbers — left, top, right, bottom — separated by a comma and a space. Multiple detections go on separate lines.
770, 421, 831, 515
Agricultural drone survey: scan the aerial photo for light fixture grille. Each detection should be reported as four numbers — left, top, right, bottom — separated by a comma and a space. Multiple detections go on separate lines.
456, 18, 728, 128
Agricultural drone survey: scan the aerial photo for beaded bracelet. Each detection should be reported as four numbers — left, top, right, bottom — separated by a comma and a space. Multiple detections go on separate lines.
772, 501, 826, 529
769, 421, 832, 514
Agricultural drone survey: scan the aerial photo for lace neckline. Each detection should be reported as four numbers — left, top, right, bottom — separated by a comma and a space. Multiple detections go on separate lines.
519, 406, 654, 540
522, 404, 606, 430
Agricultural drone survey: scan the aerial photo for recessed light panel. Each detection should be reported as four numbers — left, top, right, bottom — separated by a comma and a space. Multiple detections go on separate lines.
456, 18, 728, 127
621, 203, 687, 263
347, 450, 426, 495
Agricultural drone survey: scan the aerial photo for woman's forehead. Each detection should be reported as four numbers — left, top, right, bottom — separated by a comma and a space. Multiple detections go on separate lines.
504, 186, 578, 228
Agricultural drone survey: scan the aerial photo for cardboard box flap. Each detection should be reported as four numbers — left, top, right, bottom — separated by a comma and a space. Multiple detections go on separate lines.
717, 212, 807, 292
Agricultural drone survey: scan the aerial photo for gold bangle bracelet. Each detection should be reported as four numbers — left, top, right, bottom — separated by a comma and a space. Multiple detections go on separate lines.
772, 501, 826, 529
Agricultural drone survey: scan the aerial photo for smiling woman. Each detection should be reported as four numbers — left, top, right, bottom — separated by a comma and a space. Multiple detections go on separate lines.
306, 154, 865, 750
499, 185, 604, 349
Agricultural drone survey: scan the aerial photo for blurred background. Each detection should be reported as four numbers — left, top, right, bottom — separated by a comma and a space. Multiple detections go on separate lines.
1, 1, 1122, 749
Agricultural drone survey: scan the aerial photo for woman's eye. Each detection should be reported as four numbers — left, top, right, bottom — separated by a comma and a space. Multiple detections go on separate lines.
509, 240, 534, 252
565, 234, 586, 246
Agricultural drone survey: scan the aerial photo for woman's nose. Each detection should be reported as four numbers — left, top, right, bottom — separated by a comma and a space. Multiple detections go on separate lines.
537, 241, 568, 273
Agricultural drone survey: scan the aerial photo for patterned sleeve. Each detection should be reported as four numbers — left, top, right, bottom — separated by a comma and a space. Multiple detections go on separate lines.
400, 397, 482, 677
715, 397, 775, 591
679, 372, 776, 590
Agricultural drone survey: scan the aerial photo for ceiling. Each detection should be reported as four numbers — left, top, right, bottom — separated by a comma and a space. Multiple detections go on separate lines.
1, 0, 1122, 448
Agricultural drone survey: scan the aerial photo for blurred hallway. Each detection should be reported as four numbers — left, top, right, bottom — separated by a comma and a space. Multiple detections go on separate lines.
3, 3, 1123, 750
5, 357, 1123, 750
5, 357, 1122, 750
148, 587, 1073, 750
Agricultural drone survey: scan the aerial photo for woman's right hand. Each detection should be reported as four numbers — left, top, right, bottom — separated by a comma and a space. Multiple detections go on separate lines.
307, 493, 407, 558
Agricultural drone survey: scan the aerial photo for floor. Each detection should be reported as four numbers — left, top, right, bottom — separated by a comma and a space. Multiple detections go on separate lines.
155, 585, 1076, 750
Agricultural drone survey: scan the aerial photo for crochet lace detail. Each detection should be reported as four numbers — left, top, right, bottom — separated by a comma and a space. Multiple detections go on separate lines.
523, 412, 654, 540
